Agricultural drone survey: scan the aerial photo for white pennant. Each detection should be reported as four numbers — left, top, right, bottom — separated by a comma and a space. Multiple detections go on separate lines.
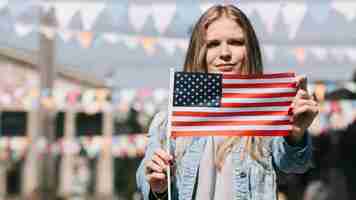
281, 2, 307, 39
309, 47, 327, 61
200, 2, 214, 13
14, 23, 34, 37
58, 29, 74, 42
176, 39, 189, 52
102, 33, 119, 44
157, 37, 177, 56
254, 2, 281, 34
79, 2, 106, 31
152, 3, 177, 34
0, 0, 9, 10
129, 4, 153, 32
120, 35, 140, 49
39, 2, 53, 13
262, 45, 276, 61
53, 2, 82, 29
39, 25, 55, 40
345, 48, 356, 62
238, 3, 256, 18
9, 1, 33, 18
330, 47, 346, 63
331, 2, 356, 21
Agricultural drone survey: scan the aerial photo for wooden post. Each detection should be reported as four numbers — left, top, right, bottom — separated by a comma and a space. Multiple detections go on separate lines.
22, 109, 39, 197
58, 110, 75, 197
95, 109, 113, 199
38, 5, 56, 199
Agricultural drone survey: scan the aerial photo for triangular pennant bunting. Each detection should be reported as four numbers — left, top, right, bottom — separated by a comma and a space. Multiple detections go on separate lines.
80, 2, 106, 31
152, 3, 177, 34
157, 38, 177, 56
0, 0, 9, 10
128, 4, 153, 32
58, 29, 75, 42
254, 2, 281, 34
102, 33, 119, 44
309, 47, 327, 61
346, 48, 356, 62
238, 3, 256, 17
330, 47, 346, 62
331, 2, 356, 21
14, 22, 34, 37
176, 39, 189, 52
53, 2, 82, 28
200, 2, 215, 13
120, 35, 140, 49
39, 1, 53, 14
281, 2, 307, 39
141, 37, 157, 56
77, 31, 94, 48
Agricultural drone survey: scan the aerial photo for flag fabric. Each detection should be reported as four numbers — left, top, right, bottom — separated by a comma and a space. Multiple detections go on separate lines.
170, 72, 297, 138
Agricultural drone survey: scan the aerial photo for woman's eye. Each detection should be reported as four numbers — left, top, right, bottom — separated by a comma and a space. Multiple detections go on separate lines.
229, 39, 245, 46
207, 41, 220, 48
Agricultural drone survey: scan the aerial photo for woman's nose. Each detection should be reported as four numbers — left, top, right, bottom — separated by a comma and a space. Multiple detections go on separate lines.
219, 44, 232, 61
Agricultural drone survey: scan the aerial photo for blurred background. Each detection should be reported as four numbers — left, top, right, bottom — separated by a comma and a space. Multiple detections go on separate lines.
0, 0, 355, 199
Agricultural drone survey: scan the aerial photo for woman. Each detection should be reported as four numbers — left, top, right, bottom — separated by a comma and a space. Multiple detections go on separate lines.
136, 4, 318, 200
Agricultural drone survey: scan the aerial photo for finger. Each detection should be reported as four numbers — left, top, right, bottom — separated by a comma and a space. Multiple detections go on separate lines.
155, 149, 173, 165
152, 154, 167, 170
293, 104, 319, 117
146, 161, 163, 173
296, 75, 308, 91
295, 89, 310, 100
147, 172, 166, 181
294, 99, 317, 108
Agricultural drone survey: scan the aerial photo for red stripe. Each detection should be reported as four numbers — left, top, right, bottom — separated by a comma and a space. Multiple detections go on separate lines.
172, 120, 290, 126
171, 130, 290, 137
222, 92, 296, 98
222, 72, 295, 79
221, 101, 292, 107
223, 82, 296, 88
173, 110, 289, 117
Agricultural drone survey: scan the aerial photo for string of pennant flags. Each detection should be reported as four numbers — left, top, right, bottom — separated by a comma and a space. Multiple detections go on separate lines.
0, 1, 356, 61
1, 100, 356, 162
2, 1, 355, 36
9, 22, 356, 63
0, 134, 148, 162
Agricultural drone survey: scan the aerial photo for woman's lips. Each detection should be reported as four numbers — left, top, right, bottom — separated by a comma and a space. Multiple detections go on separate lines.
216, 64, 235, 72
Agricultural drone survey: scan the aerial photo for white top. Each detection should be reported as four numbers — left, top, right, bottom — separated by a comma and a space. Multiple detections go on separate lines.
195, 136, 233, 200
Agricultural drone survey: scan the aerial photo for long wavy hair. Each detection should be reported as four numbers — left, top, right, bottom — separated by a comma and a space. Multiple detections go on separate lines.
176, 4, 266, 170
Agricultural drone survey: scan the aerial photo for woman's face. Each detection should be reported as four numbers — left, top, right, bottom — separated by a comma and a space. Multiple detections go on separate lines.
205, 17, 247, 74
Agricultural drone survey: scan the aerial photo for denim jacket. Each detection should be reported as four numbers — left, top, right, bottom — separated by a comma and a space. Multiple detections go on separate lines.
136, 112, 313, 200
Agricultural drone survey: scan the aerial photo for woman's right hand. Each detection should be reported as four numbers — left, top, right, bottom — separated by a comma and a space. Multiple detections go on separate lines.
145, 148, 173, 193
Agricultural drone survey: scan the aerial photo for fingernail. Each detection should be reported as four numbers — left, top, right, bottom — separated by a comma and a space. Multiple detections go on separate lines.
288, 107, 293, 115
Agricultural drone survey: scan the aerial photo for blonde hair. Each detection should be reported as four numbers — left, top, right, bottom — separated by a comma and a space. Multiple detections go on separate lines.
176, 5, 267, 169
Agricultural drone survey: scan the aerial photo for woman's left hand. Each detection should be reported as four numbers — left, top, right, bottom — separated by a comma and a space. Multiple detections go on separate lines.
288, 76, 319, 144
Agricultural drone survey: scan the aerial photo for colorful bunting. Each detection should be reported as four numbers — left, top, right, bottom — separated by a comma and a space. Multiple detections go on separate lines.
331, 2, 356, 21
281, 2, 307, 39
152, 3, 177, 34
80, 2, 106, 31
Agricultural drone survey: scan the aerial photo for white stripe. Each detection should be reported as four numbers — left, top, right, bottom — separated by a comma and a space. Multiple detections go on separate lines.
221, 97, 293, 103
172, 115, 290, 122
223, 77, 295, 84
172, 106, 289, 112
172, 125, 291, 131
223, 88, 296, 94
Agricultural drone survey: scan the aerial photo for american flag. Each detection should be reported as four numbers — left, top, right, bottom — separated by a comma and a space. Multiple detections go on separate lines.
170, 72, 297, 137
